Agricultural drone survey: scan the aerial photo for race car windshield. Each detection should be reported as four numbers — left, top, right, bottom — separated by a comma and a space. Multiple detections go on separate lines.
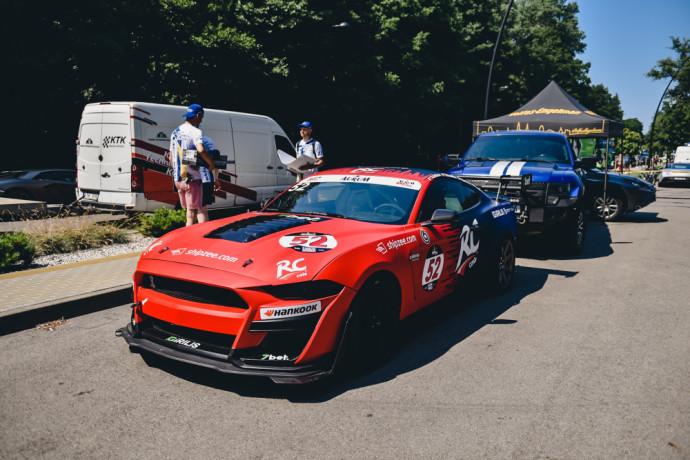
464, 135, 571, 163
264, 180, 419, 225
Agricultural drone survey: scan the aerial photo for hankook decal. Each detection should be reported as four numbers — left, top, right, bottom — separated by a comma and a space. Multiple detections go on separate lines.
260, 301, 322, 320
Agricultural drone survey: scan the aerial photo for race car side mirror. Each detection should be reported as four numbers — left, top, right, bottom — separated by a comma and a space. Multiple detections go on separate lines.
423, 209, 458, 227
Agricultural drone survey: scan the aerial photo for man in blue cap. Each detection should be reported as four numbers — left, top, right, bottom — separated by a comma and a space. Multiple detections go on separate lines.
296, 121, 324, 179
169, 103, 217, 226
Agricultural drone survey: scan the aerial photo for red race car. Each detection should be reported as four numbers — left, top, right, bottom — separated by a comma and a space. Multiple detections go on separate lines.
118, 167, 517, 383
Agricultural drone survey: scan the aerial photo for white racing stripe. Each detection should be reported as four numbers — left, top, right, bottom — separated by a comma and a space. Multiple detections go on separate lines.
489, 161, 511, 176
506, 161, 526, 176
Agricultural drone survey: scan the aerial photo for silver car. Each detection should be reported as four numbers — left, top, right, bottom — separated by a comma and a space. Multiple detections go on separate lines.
658, 163, 690, 187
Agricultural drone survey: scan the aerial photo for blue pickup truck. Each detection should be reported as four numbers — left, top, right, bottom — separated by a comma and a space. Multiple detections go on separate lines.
447, 131, 591, 255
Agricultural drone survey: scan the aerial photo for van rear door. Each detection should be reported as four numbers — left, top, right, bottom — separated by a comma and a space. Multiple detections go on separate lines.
77, 104, 131, 194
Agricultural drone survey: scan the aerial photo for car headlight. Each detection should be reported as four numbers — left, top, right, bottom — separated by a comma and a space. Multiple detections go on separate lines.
623, 179, 642, 188
546, 182, 572, 204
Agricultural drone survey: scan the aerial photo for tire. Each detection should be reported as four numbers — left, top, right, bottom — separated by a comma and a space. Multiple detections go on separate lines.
562, 208, 586, 255
5, 189, 33, 200
593, 194, 624, 221
486, 234, 516, 295
340, 275, 400, 375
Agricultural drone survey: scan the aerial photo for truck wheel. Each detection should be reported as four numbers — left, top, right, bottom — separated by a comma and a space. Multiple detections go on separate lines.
593, 194, 624, 221
563, 208, 586, 255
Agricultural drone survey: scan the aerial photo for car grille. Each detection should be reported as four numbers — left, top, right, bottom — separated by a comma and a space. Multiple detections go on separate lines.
464, 178, 547, 202
141, 274, 249, 309
142, 317, 237, 357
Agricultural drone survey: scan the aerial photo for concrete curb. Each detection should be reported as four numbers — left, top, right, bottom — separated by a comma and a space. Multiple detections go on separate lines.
0, 285, 133, 336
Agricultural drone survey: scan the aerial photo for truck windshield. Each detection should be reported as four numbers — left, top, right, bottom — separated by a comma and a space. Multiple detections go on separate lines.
464, 135, 571, 164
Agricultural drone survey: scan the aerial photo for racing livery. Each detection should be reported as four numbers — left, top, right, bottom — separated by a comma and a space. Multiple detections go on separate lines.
117, 167, 517, 383
447, 131, 587, 254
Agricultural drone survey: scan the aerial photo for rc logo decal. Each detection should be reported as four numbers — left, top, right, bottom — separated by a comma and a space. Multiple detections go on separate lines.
279, 233, 337, 253
277, 258, 307, 280
456, 219, 480, 275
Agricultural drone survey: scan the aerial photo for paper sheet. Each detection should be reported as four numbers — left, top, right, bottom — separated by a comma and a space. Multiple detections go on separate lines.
278, 149, 316, 173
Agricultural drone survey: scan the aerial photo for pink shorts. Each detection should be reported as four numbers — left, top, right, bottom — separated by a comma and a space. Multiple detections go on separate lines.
176, 180, 203, 210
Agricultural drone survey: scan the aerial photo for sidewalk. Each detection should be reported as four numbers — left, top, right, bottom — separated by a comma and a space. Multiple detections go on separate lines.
0, 253, 139, 335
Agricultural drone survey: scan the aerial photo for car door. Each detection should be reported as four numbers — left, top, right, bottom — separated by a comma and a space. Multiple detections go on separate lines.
410, 178, 484, 305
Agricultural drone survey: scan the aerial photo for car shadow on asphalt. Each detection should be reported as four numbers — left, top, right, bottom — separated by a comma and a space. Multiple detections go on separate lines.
134, 264, 577, 400
516, 219, 613, 261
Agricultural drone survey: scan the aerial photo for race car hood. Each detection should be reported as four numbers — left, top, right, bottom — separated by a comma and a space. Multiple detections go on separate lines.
139, 212, 397, 286
454, 160, 578, 183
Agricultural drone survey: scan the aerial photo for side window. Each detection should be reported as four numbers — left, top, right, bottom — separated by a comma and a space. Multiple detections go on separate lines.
455, 181, 480, 210
274, 135, 295, 155
417, 179, 480, 222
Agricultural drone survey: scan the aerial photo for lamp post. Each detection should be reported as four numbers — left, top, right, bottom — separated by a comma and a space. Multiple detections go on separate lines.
484, 0, 514, 119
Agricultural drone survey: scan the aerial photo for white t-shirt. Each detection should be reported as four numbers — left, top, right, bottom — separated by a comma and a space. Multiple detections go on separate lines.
296, 138, 323, 177
170, 122, 204, 180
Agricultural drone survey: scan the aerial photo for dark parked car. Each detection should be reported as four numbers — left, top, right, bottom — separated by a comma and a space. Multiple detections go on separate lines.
0, 169, 77, 204
580, 168, 656, 221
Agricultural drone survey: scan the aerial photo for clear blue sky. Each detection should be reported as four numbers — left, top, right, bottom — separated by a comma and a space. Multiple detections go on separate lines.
575, 0, 689, 131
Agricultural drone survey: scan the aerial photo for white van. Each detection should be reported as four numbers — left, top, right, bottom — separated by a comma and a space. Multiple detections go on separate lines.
75, 102, 297, 211
673, 145, 690, 164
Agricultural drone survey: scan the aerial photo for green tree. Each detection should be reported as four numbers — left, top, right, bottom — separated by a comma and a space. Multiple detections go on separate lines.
617, 128, 642, 157
647, 37, 690, 152
624, 118, 644, 135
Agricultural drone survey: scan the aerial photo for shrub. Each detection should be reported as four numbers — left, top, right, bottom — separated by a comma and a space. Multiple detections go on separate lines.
138, 208, 186, 237
0, 232, 36, 268
31, 222, 130, 255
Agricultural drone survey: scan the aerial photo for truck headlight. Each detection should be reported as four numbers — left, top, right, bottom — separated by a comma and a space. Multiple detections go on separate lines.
546, 182, 572, 204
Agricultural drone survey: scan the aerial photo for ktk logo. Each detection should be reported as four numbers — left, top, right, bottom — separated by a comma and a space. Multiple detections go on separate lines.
102, 136, 127, 148
276, 258, 307, 280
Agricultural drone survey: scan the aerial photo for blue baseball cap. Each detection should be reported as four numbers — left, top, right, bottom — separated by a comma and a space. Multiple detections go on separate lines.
298, 121, 313, 129
184, 104, 204, 118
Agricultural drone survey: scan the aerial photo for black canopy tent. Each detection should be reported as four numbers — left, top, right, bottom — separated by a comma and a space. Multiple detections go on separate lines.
473, 80, 625, 220
473, 80, 624, 139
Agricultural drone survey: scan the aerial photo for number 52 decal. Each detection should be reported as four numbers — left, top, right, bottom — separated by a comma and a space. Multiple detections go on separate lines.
422, 246, 444, 286
279, 233, 338, 253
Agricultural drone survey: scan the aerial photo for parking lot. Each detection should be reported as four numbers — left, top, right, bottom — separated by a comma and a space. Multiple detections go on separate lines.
1, 186, 689, 459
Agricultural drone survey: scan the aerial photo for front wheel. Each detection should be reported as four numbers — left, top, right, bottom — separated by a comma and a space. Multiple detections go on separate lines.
562, 208, 586, 255
340, 275, 400, 375
593, 194, 624, 221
